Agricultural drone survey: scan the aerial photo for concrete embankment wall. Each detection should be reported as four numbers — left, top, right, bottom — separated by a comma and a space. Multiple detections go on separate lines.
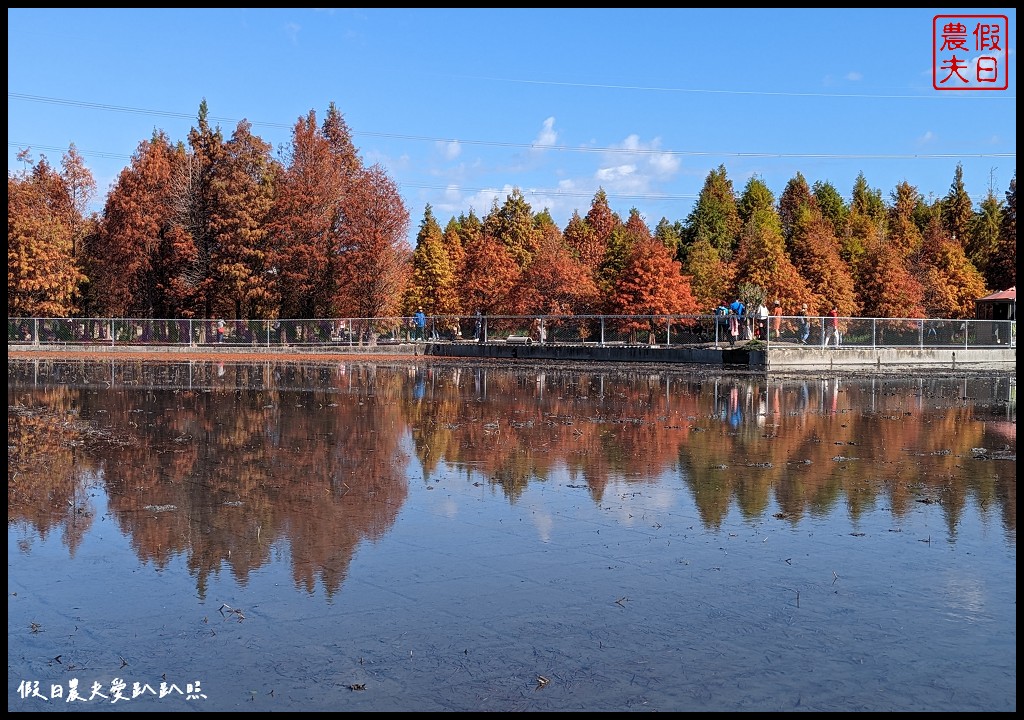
761, 346, 1015, 371
427, 342, 757, 366
423, 342, 1015, 371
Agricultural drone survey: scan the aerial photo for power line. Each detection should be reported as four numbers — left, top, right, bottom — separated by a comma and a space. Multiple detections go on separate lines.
8, 93, 1016, 161
7, 142, 700, 202
459, 74, 1018, 101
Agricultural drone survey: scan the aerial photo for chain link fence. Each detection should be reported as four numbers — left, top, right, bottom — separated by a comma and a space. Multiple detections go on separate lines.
7, 315, 1016, 350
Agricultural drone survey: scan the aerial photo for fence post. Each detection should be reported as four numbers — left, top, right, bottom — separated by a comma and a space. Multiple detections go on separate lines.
600, 317, 605, 346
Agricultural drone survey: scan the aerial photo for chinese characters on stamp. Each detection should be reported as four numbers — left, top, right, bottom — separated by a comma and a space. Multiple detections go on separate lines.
933, 14, 1009, 90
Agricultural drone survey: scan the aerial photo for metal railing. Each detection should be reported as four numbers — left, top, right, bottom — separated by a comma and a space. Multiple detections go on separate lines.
6, 315, 1016, 350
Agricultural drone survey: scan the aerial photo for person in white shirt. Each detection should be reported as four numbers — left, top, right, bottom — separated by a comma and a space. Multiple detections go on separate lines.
756, 302, 769, 340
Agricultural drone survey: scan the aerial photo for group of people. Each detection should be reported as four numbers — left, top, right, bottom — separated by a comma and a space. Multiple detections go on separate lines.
410, 308, 485, 342
715, 299, 842, 347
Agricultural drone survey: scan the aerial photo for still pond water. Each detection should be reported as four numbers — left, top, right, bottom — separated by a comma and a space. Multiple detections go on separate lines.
7, 358, 1016, 712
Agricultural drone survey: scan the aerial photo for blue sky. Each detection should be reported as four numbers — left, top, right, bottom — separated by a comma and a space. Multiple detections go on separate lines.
8, 8, 1017, 247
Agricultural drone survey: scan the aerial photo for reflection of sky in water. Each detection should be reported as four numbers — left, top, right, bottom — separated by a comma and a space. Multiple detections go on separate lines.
942, 570, 990, 622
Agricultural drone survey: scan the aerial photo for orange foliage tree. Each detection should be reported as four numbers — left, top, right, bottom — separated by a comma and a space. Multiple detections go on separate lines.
732, 208, 813, 312
482, 188, 539, 269
918, 216, 989, 318
8, 153, 86, 316
584, 188, 621, 251
405, 204, 458, 316
459, 232, 522, 316
208, 119, 278, 320
857, 241, 926, 319
788, 207, 858, 316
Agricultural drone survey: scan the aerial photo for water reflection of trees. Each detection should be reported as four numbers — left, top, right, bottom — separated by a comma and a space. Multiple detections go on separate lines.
9, 362, 410, 600
8, 360, 1016, 590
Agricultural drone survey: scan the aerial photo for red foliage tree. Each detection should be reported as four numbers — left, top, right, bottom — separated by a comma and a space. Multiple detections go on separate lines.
268, 110, 347, 318
90, 132, 181, 316
608, 236, 699, 324
334, 165, 411, 320
516, 222, 599, 316
459, 232, 522, 317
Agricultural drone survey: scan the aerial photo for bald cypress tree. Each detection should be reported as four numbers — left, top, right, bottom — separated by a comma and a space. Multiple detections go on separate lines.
683, 165, 741, 261
986, 173, 1016, 291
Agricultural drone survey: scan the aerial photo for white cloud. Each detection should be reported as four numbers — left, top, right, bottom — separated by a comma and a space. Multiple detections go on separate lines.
436, 139, 461, 160
531, 117, 557, 151
284, 22, 300, 44
918, 130, 937, 144
845, 71, 863, 81
596, 164, 637, 183
530, 508, 553, 543
591, 134, 681, 195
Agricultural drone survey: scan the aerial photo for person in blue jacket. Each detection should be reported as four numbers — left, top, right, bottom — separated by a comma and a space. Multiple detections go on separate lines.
413, 307, 427, 341
729, 297, 746, 339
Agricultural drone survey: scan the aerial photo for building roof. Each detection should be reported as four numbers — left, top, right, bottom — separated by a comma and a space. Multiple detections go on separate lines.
978, 287, 1016, 302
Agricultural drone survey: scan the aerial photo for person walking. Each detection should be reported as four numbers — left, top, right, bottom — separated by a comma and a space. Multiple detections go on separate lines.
729, 297, 746, 339
755, 301, 769, 340
771, 300, 783, 340
728, 309, 740, 346
533, 317, 547, 345
826, 304, 842, 348
715, 302, 730, 344
798, 303, 811, 344
413, 307, 427, 341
